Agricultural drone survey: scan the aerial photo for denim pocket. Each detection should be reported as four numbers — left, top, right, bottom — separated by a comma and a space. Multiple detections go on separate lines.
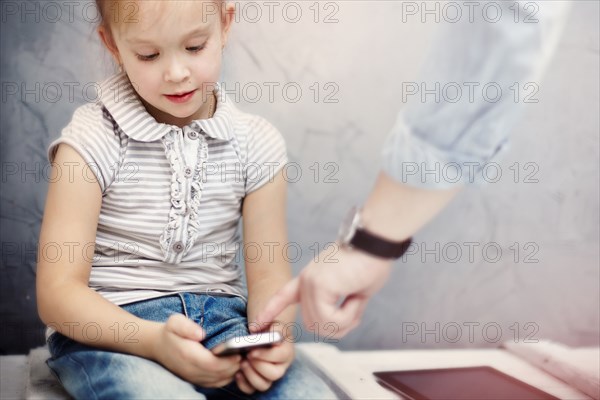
200, 295, 249, 350
121, 294, 185, 324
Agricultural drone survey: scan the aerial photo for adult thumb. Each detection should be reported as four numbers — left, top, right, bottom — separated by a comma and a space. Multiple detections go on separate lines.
168, 313, 205, 341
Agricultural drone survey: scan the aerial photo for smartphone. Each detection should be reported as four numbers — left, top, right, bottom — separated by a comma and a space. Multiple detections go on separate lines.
211, 331, 284, 357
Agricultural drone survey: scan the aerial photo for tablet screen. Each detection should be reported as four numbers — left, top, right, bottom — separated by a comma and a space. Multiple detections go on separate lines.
374, 366, 559, 400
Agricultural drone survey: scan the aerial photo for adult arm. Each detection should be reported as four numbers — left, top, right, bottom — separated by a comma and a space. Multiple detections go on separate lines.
254, 1, 572, 337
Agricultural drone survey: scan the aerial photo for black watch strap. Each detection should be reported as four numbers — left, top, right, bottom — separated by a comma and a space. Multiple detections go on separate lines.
350, 229, 413, 259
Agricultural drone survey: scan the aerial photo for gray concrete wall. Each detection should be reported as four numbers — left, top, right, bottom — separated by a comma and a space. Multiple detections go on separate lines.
1, 0, 597, 354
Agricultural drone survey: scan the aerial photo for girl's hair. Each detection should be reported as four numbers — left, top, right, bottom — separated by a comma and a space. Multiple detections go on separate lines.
95, 0, 118, 39
95, 0, 228, 72
95, 0, 226, 41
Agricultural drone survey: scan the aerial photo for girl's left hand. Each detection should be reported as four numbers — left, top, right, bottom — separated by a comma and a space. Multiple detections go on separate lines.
235, 340, 295, 394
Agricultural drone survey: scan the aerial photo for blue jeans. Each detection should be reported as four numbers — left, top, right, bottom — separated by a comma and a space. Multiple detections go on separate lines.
46, 292, 338, 400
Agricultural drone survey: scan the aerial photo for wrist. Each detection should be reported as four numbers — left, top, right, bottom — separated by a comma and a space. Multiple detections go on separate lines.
361, 177, 413, 242
144, 320, 164, 362
338, 207, 413, 260
341, 244, 393, 268
361, 171, 461, 241
360, 204, 410, 243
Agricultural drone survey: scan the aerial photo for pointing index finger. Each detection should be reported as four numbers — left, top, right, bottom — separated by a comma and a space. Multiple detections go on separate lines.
251, 277, 301, 332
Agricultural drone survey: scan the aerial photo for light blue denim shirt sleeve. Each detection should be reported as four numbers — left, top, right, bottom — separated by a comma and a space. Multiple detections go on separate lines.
382, 1, 572, 189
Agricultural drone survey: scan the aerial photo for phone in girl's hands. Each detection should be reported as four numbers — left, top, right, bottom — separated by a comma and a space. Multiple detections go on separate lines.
211, 331, 284, 356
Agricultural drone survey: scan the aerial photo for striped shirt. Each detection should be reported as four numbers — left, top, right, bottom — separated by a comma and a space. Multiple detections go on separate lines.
44, 71, 287, 341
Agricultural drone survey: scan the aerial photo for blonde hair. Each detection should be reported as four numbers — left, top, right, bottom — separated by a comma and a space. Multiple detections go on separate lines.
95, 0, 226, 41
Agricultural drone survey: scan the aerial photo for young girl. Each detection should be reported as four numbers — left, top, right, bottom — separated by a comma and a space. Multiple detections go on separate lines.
36, 1, 337, 398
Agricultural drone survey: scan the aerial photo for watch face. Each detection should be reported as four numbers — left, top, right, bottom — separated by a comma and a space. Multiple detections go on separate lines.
338, 206, 360, 245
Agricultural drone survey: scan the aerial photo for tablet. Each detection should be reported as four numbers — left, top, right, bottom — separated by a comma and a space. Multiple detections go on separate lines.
373, 366, 559, 400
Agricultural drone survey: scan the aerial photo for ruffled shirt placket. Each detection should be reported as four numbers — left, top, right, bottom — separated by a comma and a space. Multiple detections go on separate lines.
159, 125, 209, 264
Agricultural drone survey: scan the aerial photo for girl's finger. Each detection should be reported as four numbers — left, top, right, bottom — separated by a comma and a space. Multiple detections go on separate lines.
235, 372, 255, 395
241, 360, 272, 392
247, 358, 286, 382
248, 342, 292, 363
209, 376, 235, 389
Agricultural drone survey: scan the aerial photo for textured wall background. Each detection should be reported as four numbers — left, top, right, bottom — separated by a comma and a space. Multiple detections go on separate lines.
1, 0, 598, 354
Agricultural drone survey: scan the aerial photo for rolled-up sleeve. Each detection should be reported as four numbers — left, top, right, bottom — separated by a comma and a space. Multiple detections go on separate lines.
382, 1, 571, 189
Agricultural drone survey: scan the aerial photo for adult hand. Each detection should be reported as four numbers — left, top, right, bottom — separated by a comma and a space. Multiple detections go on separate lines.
234, 340, 295, 394
152, 314, 242, 388
252, 244, 392, 338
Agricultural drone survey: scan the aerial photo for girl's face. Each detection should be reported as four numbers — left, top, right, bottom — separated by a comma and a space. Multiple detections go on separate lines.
99, 1, 234, 127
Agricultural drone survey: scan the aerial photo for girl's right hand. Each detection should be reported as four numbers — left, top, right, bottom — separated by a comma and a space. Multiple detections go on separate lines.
152, 313, 242, 388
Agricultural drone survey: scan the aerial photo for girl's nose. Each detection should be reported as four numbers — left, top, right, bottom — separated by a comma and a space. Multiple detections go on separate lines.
164, 58, 190, 83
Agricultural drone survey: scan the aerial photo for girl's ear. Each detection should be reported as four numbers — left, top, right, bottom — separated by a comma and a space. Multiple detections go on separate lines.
220, 2, 236, 48
98, 25, 122, 65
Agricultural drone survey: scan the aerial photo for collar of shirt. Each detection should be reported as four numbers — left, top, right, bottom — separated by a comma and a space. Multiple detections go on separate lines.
97, 71, 234, 142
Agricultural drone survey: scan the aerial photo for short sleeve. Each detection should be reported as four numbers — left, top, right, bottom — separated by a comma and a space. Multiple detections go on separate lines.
47, 103, 121, 194
244, 116, 288, 194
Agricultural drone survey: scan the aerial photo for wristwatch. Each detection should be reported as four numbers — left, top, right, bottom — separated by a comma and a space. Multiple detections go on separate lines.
338, 206, 413, 259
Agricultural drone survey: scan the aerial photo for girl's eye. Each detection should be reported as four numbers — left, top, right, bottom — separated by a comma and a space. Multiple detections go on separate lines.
137, 53, 158, 62
135, 45, 205, 61
187, 45, 205, 53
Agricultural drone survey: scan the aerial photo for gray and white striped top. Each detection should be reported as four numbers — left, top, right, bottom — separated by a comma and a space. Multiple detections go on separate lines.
44, 71, 287, 341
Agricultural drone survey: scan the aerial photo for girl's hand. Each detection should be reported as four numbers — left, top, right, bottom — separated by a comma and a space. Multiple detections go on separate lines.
234, 340, 295, 394
153, 314, 242, 388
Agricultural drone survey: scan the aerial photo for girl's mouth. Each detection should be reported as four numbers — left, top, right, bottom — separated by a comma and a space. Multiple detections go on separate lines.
165, 90, 196, 103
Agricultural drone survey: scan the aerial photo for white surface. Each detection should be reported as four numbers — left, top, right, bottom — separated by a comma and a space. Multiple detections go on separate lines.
296, 343, 595, 400
26, 347, 71, 400
0, 355, 28, 400
2, 344, 596, 400
503, 340, 600, 399
0, 348, 71, 400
